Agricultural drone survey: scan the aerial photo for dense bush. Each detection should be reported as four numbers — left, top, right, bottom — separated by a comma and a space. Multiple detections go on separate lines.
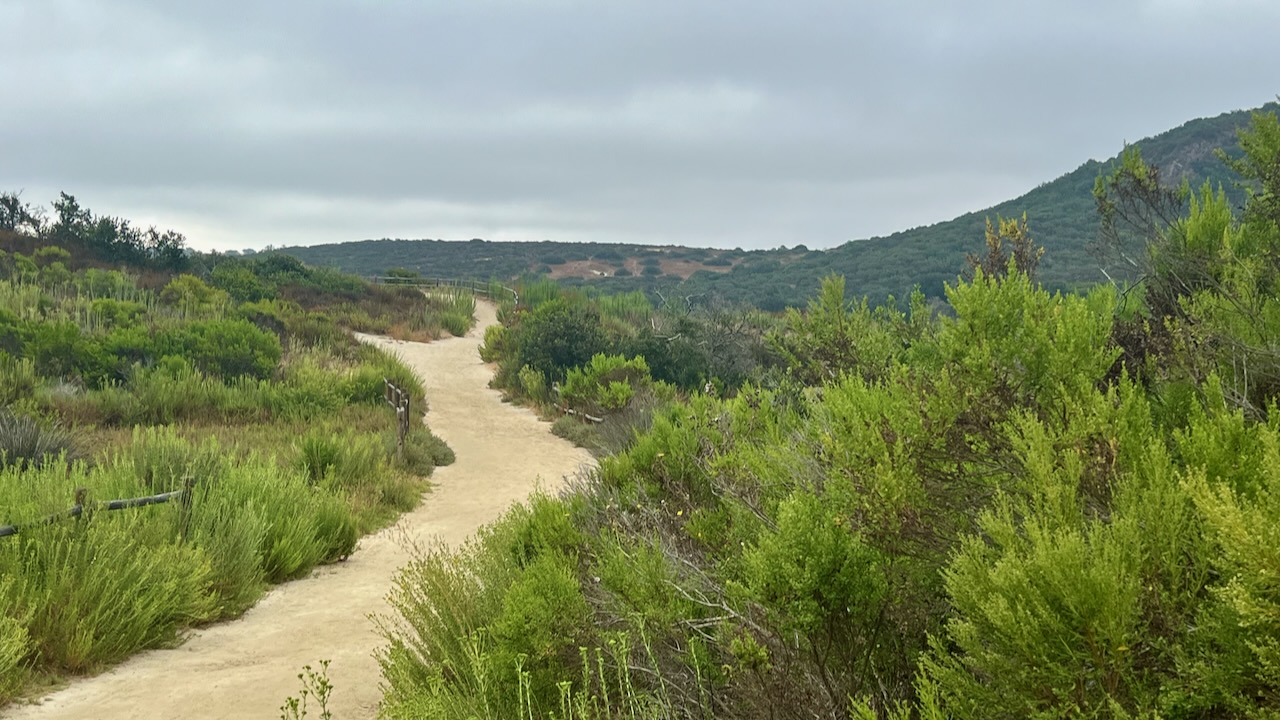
380, 495, 606, 719
510, 299, 607, 384
559, 354, 652, 413
380, 111, 1280, 718
0, 613, 28, 704
160, 318, 283, 380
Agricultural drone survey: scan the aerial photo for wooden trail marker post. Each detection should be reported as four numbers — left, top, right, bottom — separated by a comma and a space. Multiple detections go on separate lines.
384, 379, 411, 459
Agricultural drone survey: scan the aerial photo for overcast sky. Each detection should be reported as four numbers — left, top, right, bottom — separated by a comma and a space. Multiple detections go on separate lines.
1, 0, 1277, 252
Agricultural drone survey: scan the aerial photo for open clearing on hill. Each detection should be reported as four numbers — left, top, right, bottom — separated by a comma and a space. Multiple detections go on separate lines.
6, 300, 595, 720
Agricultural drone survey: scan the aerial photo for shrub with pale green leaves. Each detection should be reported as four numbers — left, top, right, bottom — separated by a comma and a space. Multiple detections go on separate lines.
559, 354, 651, 413
0, 603, 29, 703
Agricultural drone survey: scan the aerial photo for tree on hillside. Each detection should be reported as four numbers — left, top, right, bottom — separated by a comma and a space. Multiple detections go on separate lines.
0, 192, 45, 235
36, 192, 190, 271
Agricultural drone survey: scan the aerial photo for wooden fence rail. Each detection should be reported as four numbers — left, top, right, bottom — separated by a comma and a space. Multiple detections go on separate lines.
0, 478, 196, 540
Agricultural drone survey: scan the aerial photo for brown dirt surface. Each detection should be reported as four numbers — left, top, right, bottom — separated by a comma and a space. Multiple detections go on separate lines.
4, 300, 595, 720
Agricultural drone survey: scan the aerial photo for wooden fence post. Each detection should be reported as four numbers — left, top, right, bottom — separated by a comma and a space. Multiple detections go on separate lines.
73, 487, 88, 525
400, 392, 410, 458
385, 379, 409, 461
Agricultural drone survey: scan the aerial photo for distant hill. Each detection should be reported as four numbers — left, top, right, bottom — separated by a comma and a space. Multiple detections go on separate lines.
280, 102, 1279, 310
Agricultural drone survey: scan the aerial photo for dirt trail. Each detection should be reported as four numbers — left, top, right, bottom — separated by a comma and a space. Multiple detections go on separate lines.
6, 300, 595, 720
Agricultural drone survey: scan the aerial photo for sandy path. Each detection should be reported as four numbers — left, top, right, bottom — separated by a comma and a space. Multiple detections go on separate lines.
6, 300, 595, 720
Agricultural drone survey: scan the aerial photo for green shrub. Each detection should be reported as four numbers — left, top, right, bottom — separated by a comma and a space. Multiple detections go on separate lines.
480, 323, 508, 363
489, 553, 592, 705
209, 463, 356, 582
0, 355, 38, 407
506, 493, 584, 566
921, 507, 1148, 717
590, 387, 669, 456
355, 343, 425, 403
344, 364, 390, 406
0, 516, 216, 673
295, 429, 386, 494
743, 491, 888, 704
381, 523, 519, 716
595, 537, 687, 629
273, 362, 347, 420
100, 324, 157, 374
160, 318, 282, 380
211, 262, 274, 302
286, 311, 349, 348
126, 426, 225, 490
396, 427, 454, 478
0, 603, 28, 703
551, 415, 596, 450
416, 290, 476, 339
510, 299, 607, 383
22, 320, 109, 384
936, 269, 1117, 408
89, 298, 146, 327
0, 310, 24, 356
188, 493, 268, 619
518, 365, 550, 404
379, 496, 592, 719
296, 430, 344, 486
440, 311, 472, 337
159, 274, 228, 314
0, 409, 77, 471
560, 354, 651, 413
313, 492, 360, 562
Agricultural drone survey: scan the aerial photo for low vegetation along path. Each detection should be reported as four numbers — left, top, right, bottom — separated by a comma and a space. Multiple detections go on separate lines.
8, 300, 596, 720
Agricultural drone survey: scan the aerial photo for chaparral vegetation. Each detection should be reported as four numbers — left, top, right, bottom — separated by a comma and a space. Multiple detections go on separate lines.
376, 109, 1280, 718
0, 196, 458, 705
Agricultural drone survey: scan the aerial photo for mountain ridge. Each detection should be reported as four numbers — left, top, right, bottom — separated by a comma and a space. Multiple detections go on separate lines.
280, 101, 1279, 309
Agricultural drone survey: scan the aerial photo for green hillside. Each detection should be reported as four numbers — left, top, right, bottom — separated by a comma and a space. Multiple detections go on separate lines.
282, 101, 1279, 309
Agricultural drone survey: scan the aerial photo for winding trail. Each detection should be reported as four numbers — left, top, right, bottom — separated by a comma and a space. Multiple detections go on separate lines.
6, 300, 595, 720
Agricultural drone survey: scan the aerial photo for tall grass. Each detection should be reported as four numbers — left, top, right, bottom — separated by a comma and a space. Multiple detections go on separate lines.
0, 612, 27, 704
0, 424, 423, 690
516, 277, 564, 309
597, 291, 652, 326
0, 280, 46, 321
0, 356, 39, 408
0, 515, 216, 674
417, 289, 476, 338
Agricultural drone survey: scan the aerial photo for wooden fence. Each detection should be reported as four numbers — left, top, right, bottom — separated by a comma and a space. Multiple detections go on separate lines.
0, 479, 196, 540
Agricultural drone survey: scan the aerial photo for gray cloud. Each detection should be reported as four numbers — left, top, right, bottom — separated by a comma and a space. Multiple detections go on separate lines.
1, 0, 1276, 251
